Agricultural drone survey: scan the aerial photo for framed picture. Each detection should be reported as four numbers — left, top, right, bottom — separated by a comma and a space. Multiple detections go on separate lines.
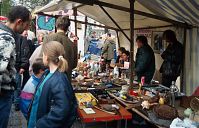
152, 31, 164, 54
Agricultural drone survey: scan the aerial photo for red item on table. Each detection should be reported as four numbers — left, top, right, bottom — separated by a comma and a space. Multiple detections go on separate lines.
129, 90, 138, 96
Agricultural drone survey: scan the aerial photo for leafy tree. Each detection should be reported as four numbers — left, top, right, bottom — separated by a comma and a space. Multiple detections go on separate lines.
0, 0, 13, 16
17, 0, 50, 10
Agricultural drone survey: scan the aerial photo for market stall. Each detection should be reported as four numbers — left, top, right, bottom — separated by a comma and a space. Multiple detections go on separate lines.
33, 0, 199, 127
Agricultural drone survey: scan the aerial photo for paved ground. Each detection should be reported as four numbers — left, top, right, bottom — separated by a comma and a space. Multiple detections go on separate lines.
8, 105, 27, 128
7, 105, 154, 128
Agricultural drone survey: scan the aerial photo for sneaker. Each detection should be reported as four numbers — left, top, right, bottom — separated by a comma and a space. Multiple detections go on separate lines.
15, 104, 20, 111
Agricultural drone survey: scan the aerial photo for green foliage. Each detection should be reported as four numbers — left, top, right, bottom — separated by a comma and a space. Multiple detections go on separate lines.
0, 0, 13, 16
18, 0, 50, 10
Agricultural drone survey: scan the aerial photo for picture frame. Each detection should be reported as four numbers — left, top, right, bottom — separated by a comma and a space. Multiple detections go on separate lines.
151, 31, 165, 54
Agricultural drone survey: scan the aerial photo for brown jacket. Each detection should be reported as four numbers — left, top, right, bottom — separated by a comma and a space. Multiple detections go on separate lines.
43, 32, 78, 81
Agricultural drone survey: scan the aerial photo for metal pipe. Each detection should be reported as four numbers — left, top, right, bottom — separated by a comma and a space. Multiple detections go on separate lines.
181, 27, 187, 93
99, 5, 132, 43
36, 12, 119, 30
129, 0, 135, 86
74, 8, 78, 36
116, 30, 120, 48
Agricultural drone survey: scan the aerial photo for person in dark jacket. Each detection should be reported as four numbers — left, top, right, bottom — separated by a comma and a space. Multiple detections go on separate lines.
14, 30, 33, 111
16, 30, 33, 87
135, 36, 155, 84
28, 41, 77, 128
160, 30, 183, 87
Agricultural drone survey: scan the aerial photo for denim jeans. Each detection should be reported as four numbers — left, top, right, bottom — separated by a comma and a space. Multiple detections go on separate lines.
14, 73, 22, 106
0, 91, 13, 128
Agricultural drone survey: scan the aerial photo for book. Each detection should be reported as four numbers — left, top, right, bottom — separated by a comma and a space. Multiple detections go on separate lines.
83, 108, 96, 114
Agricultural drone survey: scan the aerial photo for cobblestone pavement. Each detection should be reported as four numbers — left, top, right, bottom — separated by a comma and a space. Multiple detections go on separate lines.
8, 105, 27, 128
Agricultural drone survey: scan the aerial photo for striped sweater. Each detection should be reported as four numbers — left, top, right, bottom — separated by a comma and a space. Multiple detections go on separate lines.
0, 23, 17, 92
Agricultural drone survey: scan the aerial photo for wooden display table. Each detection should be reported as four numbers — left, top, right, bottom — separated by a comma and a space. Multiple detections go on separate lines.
78, 105, 132, 128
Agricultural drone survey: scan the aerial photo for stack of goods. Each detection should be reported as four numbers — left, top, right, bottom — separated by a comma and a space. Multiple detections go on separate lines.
91, 90, 120, 114
75, 93, 97, 109
108, 88, 140, 104
112, 78, 127, 86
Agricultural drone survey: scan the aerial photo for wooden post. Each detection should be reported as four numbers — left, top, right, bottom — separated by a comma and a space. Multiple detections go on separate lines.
84, 16, 87, 37
129, 0, 135, 86
181, 27, 187, 93
116, 30, 120, 48
74, 8, 78, 36
99, 5, 131, 43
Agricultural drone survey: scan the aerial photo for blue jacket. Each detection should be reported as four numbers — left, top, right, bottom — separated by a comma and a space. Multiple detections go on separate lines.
32, 70, 77, 128
135, 44, 155, 83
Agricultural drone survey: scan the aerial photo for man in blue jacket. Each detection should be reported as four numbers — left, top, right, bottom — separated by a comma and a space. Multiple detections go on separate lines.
135, 36, 155, 84
0, 6, 31, 128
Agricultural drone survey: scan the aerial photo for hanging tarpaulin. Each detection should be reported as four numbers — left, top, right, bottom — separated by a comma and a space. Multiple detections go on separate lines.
36, 14, 56, 36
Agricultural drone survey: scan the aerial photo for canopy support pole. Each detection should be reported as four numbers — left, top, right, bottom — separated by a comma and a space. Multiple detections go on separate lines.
116, 30, 120, 48
84, 16, 87, 37
70, 18, 119, 31
36, 12, 120, 31
74, 7, 78, 36
181, 28, 187, 93
99, 5, 132, 43
129, 0, 135, 86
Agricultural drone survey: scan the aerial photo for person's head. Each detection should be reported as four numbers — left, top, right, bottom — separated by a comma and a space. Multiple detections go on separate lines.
32, 58, 46, 78
42, 41, 68, 72
56, 16, 70, 32
118, 47, 126, 56
122, 50, 130, 61
7, 6, 31, 34
37, 33, 44, 44
136, 36, 148, 48
163, 30, 177, 44
21, 30, 28, 37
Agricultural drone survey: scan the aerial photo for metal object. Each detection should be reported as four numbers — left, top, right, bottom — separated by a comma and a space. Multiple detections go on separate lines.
99, 5, 132, 43
169, 81, 179, 107
129, 0, 135, 87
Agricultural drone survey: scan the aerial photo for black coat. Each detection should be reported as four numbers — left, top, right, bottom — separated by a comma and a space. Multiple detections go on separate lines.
15, 35, 33, 71
135, 44, 155, 83
35, 71, 77, 128
160, 41, 183, 78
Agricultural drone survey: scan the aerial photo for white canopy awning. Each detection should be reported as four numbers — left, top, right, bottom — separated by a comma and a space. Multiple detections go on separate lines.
34, 0, 199, 29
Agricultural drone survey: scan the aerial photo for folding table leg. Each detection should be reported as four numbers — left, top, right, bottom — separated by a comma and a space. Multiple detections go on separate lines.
105, 121, 108, 128
81, 120, 86, 128
117, 120, 121, 128
125, 119, 128, 128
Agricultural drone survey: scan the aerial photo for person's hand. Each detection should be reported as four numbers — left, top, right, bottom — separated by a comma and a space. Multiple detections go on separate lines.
19, 68, 25, 74
133, 71, 136, 77
160, 49, 164, 54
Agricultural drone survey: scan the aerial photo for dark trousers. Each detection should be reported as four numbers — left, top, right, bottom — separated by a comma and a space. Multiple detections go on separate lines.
105, 59, 111, 65
162, 75, 177, 88
22, 70, 30, 89
0, 91, 13, 128
14, 73, 22, 107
